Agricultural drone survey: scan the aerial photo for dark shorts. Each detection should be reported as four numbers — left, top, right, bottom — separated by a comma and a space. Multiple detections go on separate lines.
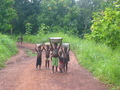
36, 58, 42, 66
63, 59, 68, 63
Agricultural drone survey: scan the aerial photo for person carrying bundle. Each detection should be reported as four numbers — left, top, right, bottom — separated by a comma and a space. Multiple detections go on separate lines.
50, 43, 61, 73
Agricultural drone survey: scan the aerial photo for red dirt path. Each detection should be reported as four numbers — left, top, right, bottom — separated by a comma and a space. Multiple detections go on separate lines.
0, 43, 109, 90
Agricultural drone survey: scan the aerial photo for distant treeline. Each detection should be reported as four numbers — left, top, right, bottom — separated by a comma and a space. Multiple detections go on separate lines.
0, 0, 109, 35
0, 0, 120, 48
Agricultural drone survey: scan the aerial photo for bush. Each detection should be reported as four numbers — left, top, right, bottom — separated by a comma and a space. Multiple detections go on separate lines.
0, 34, 17, 69
85, 1, 120, 49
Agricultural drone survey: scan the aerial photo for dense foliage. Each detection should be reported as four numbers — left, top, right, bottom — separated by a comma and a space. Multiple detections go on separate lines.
0, 0, 103, 36
76, 0, 103, 35
0, 34, 17, 69
0, 0, 16, 33
37, 0, 79, 35
85, 0, 120, 48
12, 0, 41, 34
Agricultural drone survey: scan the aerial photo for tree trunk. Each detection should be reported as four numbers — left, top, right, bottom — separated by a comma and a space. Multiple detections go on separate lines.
11, 29, 12, 35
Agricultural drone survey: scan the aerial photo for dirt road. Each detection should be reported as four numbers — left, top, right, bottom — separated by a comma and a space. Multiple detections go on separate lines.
0, 43, 109, 90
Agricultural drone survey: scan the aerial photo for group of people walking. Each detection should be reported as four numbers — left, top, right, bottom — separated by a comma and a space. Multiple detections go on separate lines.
35, 42, 70, 73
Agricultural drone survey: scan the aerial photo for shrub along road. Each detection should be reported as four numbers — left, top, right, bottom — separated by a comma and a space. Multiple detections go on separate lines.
0, 43, 109, 90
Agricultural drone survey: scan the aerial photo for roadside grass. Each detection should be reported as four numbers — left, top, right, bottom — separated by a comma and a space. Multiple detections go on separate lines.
10, 32, 120, 88
0, 34, 18, 69
25, 49, 36, 57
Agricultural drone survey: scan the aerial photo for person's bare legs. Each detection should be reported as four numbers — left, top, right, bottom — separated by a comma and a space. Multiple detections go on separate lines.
45, 60, 47, 69
61, 63, 64, 72
52, 66, 54, 73
59, 64, 63, 73
56, 66, 58, 72
59, 68, 62, 73
63, 63, 65, 72
39, 65, 41, 70
66, 62, 68, 73
48, 60, 50, 69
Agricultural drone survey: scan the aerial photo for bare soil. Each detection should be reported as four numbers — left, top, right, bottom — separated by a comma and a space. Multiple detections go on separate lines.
0, 43, 110, 90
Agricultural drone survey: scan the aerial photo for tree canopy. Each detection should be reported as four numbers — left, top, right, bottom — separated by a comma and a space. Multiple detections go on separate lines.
0, 0, 103, 35
0, 0, 16, 33
0, 0, 119, 48
85, 0, 120, 48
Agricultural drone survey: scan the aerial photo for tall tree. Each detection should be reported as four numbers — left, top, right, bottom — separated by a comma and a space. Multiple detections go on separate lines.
12, 0, 41, 34
0, 0, 16, 33
76, 0, 104, 36
86, 0, 120, 48
37, 0, 79, 35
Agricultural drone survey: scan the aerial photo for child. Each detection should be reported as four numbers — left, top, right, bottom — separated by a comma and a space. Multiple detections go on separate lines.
62, 46, 70, 73
35, 44, 43, 70
50, 43, 61, 73
59, 51, 64, 73
44, 44, 50, 69
18, 36, 23, 44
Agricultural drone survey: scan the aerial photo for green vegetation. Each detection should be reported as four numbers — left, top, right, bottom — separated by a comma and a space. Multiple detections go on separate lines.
85, 0, 120, 49
25, 23, 32, 35
25, 49, 36, 57
0, 34, 17, 69
0, 0, 16, 33
0, 0, 104, 36
22, 32, 120, 88
0, 0, 120, 89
